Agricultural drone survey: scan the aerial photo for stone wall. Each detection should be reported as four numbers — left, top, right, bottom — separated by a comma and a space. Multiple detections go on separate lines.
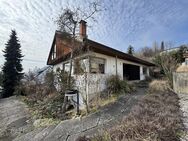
173, 72, 188, 94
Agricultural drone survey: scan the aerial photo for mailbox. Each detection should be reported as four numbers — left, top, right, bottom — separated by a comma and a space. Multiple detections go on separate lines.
65, 89, 79, 115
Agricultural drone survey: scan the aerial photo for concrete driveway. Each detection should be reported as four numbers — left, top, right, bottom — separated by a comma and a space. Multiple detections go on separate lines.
0, 96, 33, 141
0, 89, 146, 141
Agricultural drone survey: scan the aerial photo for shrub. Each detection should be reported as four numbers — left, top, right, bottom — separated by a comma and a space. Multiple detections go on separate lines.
148, 80, 169, 93
106, 75, 121, 94
145, 75, 152, 82
106, 75, 133, 95
55, 68, 75, 94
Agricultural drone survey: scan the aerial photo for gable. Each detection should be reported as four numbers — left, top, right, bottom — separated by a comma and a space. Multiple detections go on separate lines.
47, 32, 72, 65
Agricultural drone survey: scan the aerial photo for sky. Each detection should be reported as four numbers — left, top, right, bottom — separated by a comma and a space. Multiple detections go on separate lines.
0, 0, 188, 72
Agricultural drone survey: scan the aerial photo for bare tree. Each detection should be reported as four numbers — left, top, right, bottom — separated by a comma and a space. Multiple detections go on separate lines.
153, 53, 179, 88
55, 1, 103, 113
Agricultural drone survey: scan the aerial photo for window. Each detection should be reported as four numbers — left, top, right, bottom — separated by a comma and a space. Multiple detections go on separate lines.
74, 58, 89, 74
90, 57, 105, 74
51, 45, 57, 60
143, 67, 147, 75
63, 62, 70, 72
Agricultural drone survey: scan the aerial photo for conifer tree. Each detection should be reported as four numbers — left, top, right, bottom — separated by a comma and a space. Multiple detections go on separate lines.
0, 70, 2, 87
2, 30, 23, 98
127, 45, 134, 55
161, 41, 165, 51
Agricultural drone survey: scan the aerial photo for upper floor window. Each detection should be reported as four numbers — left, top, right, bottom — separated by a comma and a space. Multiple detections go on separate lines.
51, 45, 57, 60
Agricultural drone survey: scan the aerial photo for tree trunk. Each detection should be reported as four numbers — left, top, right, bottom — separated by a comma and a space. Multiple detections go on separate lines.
62, 31, 75, 113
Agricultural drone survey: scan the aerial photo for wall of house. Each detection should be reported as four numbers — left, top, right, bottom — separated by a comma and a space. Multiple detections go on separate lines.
73, 73, 107, 108
53, 52, 150, 80
56, 35, 72, 59
93, 52, 149, 80
52, 52, 150, 109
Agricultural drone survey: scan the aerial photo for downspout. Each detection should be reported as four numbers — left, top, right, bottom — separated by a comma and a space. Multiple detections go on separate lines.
115, 56, 118, 76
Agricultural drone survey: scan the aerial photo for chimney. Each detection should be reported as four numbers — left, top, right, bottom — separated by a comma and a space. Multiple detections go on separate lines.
79, 20, 87, 39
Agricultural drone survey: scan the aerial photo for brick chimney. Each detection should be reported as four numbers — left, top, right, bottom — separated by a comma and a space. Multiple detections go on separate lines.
79, 20, 87, 39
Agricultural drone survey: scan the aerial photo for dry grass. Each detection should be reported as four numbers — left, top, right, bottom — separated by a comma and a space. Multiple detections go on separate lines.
176, 65, 188, 72
108, 92, 183, 141
90, 95, 118, 109
99, 91, 182, 141
148, 80, 169, 93
22, 93, 72, 120
77, 90, 184, 141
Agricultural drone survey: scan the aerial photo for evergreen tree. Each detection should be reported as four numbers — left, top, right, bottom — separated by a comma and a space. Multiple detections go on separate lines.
161, 41, 165, 51
127, 45, 134, 55
2, 30, 23, 98
0, 70, 2, 86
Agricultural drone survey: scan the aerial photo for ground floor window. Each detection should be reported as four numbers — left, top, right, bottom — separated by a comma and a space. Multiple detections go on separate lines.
63, 62, 70, 72
74, 58, 89, 74
90, 57, 105, 74
64, 57, 105, 74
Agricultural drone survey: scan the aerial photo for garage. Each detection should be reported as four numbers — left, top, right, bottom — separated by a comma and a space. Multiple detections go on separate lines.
123, 63, 140, 80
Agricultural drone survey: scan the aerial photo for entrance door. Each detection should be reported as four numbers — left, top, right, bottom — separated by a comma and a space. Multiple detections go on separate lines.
123, 63, 140, 80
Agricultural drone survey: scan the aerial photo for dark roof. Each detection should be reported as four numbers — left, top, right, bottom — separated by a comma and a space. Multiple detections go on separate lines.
47, 31, 155, 66
87, 39, 155, 66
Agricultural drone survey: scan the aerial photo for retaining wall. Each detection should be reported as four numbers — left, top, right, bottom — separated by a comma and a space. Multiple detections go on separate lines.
173, 72, 188, 94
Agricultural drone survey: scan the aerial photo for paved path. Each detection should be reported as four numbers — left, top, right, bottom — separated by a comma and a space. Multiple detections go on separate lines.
0, 96, 33, 141
178, 93, 188, 141
0, 89, 146, 141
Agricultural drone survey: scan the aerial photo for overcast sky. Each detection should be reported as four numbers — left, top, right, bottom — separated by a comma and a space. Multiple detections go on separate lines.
0, 0, 188, 72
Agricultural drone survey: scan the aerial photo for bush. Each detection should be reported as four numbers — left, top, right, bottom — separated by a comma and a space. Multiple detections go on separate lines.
106, 75, 133, 95
145, 75, 152, 82
55, 68, 75, 94
148, 80, 169, 93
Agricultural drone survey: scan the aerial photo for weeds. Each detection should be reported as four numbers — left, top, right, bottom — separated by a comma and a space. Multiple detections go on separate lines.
148, 80, 169, 93
77, 87, 183, 141
106, 75, 134, 95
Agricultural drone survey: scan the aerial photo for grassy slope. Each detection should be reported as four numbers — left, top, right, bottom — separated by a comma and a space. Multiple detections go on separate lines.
77, 90, 184, 141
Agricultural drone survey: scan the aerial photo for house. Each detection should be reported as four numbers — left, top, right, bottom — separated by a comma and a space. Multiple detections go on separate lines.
47, 20, 154, 107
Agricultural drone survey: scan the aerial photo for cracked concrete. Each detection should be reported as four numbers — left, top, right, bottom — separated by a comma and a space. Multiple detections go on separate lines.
0, 96, 34, 141
0, 88, 146, 141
